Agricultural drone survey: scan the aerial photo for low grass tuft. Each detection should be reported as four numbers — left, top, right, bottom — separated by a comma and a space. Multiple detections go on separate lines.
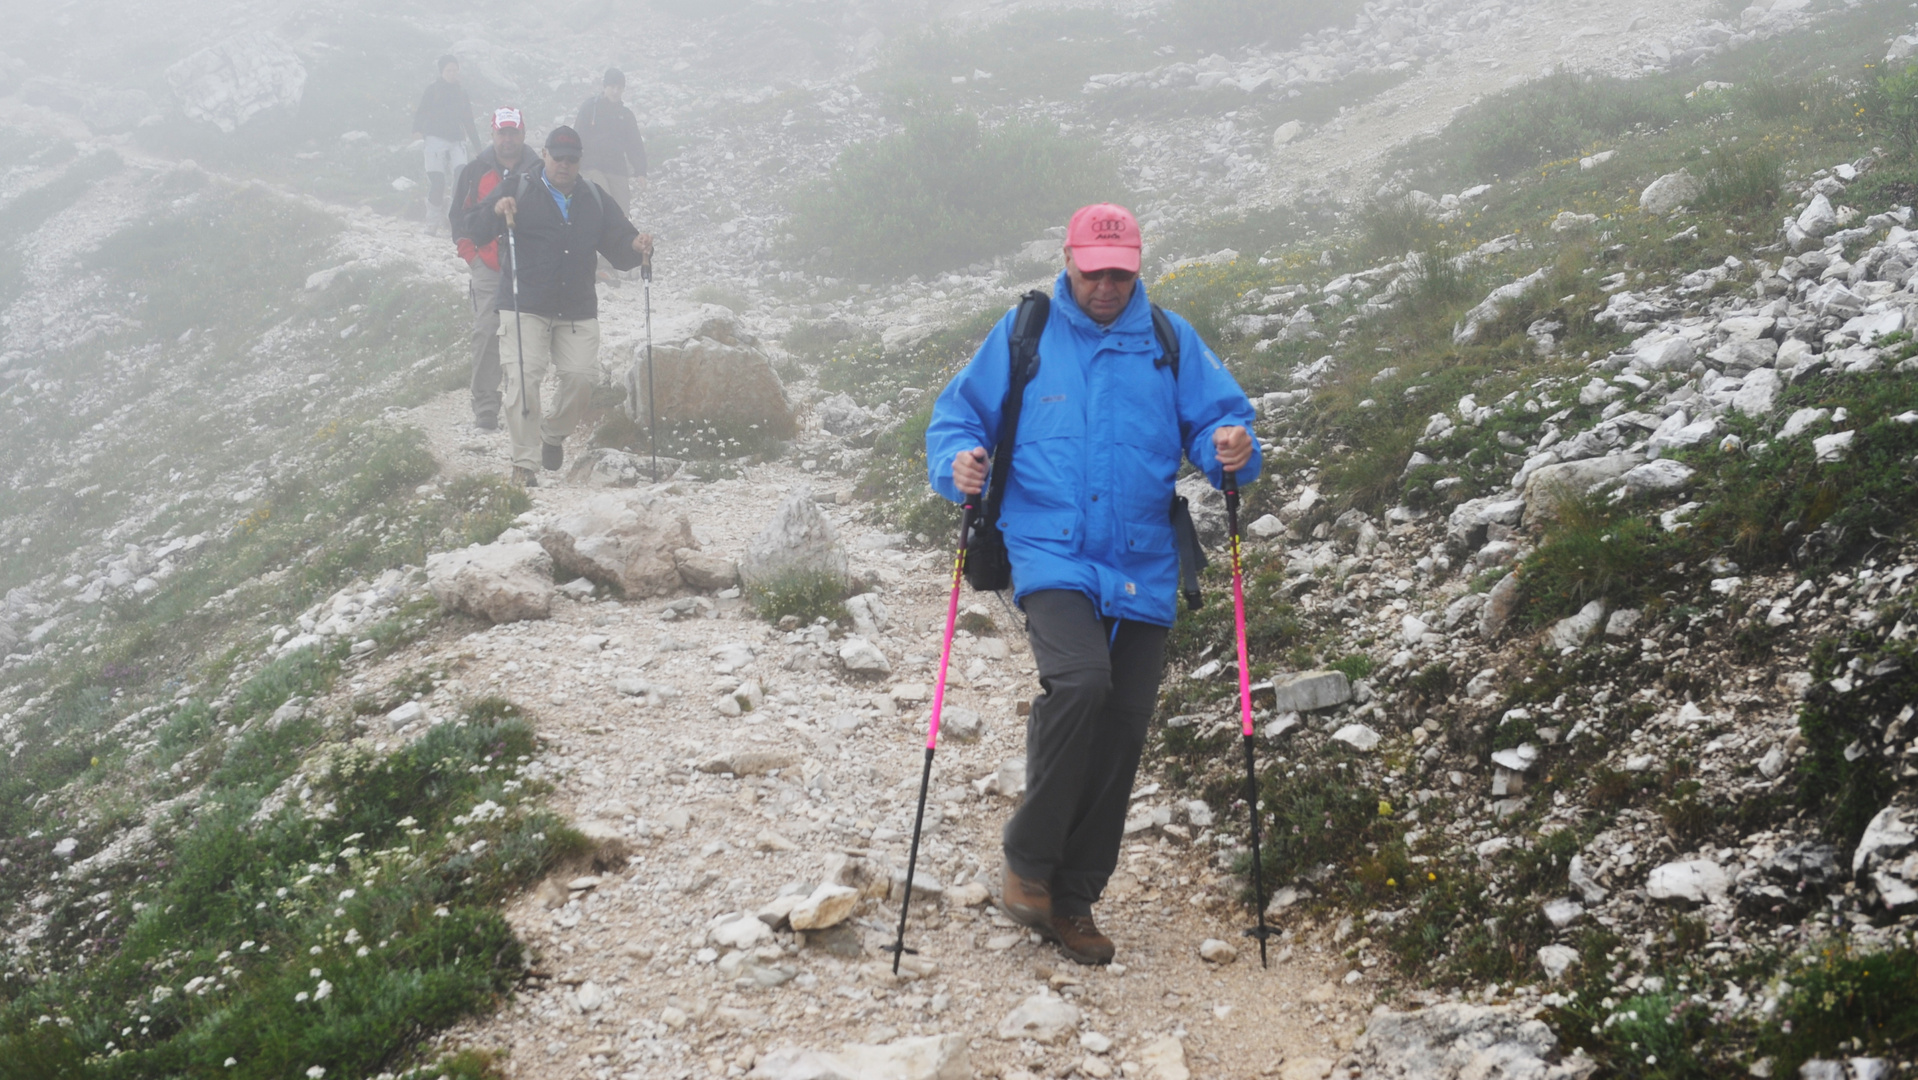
748, 569, 851, 626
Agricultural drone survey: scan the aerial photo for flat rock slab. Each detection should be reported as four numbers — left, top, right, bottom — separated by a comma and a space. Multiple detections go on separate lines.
1263, 670, 1352, 712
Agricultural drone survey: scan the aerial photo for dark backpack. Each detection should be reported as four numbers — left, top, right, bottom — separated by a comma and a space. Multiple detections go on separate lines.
965, 292, 1210, 610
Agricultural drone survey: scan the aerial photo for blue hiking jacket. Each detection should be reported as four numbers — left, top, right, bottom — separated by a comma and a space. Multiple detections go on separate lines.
926, 271, 1262, 627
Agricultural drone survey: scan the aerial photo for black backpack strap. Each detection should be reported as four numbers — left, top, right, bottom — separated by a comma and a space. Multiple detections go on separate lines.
1171, 495, 1208, 611
1150, 304, 1180, 379
981, 291, 1049, 530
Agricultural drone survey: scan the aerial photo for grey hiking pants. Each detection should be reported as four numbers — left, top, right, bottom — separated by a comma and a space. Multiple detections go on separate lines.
1004, 589, 1169, 917
468, 259, 502, 423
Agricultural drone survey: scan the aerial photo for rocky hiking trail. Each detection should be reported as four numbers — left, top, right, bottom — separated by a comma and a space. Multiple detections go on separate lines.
364, 381, 1354, 1080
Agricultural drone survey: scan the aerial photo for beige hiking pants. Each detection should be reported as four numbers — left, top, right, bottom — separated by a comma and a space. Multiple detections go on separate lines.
499, 312, 599, 471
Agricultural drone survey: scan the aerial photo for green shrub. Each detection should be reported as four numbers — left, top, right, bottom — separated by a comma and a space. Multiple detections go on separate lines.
1358, 198, 1446, 263
1246, 754, 1387, 895
786, 110, 1121, 280
1763, 945, 1918, 1072
1698, 146, 1782, 215
1515, 494, 1677, 627
1868, 61, 1918, 157
1327, 654, 1376, 682
749, 568, 851, 625
1412, 71, 1695, 182
1687, 371, 1918, 569
1795, 633, 1911, 857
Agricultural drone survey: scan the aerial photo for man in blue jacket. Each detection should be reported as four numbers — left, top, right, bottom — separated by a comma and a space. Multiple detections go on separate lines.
925, 203, 1260, 965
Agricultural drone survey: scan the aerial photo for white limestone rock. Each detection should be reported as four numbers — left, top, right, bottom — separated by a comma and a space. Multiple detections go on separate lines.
425, 541, 554, 624
997, 992, 1081, 1044
1646, 859, 1731, 906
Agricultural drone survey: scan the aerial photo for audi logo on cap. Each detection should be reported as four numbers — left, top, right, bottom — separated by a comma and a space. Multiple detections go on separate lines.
1090, 219, 1130, 233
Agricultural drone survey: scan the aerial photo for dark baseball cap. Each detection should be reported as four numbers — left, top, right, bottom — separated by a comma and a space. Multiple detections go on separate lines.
545, 126, 583, 159
604, 67, 625, 87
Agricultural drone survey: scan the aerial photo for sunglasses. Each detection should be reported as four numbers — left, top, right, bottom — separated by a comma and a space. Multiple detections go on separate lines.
1080, 268, 1137, 284
548, 152, 581, 163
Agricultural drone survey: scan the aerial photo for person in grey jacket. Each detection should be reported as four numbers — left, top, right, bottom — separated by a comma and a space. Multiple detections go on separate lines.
575, 67, 648, 215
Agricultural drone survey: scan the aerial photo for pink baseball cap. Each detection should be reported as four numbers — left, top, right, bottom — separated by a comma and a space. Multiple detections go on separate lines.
1066, 203, 1142, 274
492, 107, 524, 130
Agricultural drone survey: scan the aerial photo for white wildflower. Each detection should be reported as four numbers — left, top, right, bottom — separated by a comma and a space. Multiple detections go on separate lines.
314, 980, 332, 1002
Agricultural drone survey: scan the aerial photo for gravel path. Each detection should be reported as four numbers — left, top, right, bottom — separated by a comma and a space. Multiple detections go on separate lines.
339, 332, 1367, 1078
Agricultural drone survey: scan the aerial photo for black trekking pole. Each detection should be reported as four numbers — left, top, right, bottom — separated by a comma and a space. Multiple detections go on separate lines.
641, 245, 657, 482
885, 499, 977, 973
505, 207, 528, 421
1225, 470, 1274, 967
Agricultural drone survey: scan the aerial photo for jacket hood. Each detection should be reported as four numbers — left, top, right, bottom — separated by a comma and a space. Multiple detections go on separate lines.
1052, 269, 1153, 338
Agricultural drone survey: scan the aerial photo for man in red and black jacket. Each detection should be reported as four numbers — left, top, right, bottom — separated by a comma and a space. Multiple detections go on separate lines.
449, 107, 536, 430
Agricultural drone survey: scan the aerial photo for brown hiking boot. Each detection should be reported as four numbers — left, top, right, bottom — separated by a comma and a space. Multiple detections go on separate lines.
510, 466, 539, 488
1050, 913, 1115, 966
1001, 867, 1052, 930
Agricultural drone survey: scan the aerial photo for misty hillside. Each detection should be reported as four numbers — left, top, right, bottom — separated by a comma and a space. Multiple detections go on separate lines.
5, 1, 1918, 1079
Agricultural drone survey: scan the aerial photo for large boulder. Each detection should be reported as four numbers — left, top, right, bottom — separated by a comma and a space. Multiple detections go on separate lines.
166, 32, 308, 133
426, 541, 554, 623
541, 492, 698, 598
627, 315, 797, 439
1523, 453, 1642, 522
741, 490, 849, 589
1639, 169, 1702, 215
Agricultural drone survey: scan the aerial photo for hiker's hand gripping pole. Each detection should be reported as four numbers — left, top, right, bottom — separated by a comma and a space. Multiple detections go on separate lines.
887, 500, 976, 973
1225, 470, 1274, 967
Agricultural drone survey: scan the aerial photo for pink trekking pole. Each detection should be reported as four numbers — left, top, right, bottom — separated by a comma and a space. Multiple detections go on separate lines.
1225, 470, 1273, 967
886, 499, 977, 973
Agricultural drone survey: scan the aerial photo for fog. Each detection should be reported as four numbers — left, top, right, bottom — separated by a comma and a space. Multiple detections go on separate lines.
2, 0, 1913, 1076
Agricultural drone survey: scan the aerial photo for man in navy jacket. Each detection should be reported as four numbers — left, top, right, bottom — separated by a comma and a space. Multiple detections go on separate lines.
926, 203, 1260, 964
467, 126, 653, 486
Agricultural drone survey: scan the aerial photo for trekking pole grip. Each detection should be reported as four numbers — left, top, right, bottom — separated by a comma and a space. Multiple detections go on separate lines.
640, 247, 653, 282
